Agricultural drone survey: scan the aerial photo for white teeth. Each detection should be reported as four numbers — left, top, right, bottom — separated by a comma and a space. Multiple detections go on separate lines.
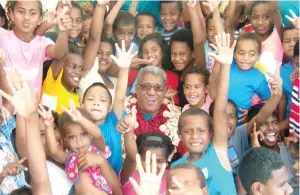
73, 77, 79, 81
147, 98, 155, 101
191, 143, 201, 146
267, 133, 276, 136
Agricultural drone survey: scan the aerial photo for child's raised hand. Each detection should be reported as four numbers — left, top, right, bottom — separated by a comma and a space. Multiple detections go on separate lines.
38, 105, 54, 127
110, 40, 138, 69
208, 32, 236, 65
267, 72, 283, 97
1, 157, 28, 178
61, 100, 82, 122
202, 0, 220, 13
117, 105, 137, 134
251, 122, 261, 148
186, 0, 197, 9
129, 151, 166, 195
0, 68, 38, 118
285, 9, 300, 29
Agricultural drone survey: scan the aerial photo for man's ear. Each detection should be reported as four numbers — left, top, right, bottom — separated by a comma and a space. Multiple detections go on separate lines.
251, 182, 264, 195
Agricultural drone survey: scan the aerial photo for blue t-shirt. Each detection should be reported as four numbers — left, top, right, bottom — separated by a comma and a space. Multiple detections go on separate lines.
99, 110, 123, 174
229, 61, 271, 117
171, 143, 237, 195
280, 62, 294, 117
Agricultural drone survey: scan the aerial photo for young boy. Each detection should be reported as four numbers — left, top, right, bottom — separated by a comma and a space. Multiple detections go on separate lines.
135, 12, 157, 46
160, 1, 182, 44
279, 41, 299, 131
282, 26, 299, 62
81, 41, 137, 174
171, 33, 237, 194
239, 147, 293, 195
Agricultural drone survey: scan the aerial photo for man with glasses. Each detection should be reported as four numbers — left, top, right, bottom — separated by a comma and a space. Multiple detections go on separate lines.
125, 66, 183, 156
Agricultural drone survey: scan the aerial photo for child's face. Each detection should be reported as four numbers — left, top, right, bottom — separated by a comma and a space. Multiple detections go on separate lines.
184, 74, 208, 107
69, 7, 83, 40
292, 56, 300, 76
160, 2, 181, 33
282, 29, 299, 59
81, 86, 111, 123
171, 41, 193, 71
97, 42, 114, 73
234, 40, 260, 71
62, 53, 84, 91
179, 115, 211, 155
64, 123, 91, 153
82, 18, 92, 42
167, 168, 208, 195
141, 147, 167, 175
136, 15, 156, 41
206, 19, 217, 45
250, 3, 272, 36
259, 115, 279, 148
114, 25, 135, 51
142, 39, 163, 67
11, 1, 42, 34
226, 103, 237, 138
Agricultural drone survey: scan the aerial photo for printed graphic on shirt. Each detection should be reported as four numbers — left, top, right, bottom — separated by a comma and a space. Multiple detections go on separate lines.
228, 146, 239, 169
41, 93, 58, 111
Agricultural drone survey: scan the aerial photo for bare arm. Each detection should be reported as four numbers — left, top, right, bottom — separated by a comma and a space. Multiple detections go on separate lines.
25, 114, 51, 194
128, 1, 139, 16
270, 1, 283, 41
35, 21, 56, 36
103, 1, 126, 38
208, 61, 221, 100
186, 1, 206, 69
278, 94, 287, 122
83, 2, 108, 75
247, 74, 282, 135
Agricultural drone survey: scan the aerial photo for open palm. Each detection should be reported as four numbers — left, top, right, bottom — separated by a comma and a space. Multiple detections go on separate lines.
208, 32, 236, 65
110, 40, 138, 69
0, 68, 38, 118
130, 151, 166, 195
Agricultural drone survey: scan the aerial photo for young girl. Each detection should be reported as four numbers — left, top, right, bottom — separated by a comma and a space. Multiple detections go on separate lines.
248, 1, 284, 65
129, 33, 179, 105
117, 106, 175, 195
40, 100, 121, 195
0, 0, 70, 114
182, 67, 213, 113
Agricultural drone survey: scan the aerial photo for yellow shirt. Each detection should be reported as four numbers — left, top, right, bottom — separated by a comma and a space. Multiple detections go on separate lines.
41, 67, 80, 114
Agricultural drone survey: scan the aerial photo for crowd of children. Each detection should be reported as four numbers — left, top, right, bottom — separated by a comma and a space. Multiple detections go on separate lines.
0, 0, 299, 194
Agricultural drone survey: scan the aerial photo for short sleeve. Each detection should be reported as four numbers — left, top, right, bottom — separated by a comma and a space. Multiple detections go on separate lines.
41, 36, 55, 62
255, 75, 271, 100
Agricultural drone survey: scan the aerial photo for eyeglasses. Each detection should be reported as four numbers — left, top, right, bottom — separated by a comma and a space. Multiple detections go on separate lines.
138, 83, 165, 92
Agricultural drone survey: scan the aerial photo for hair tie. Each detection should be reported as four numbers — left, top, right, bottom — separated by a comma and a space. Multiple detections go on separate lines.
145, 136, 164, 143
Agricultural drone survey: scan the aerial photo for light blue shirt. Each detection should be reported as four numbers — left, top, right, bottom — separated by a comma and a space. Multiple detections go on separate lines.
229, 61, 271, 117
280, 62, 294, 117
171, 143, 237, 195
99, 110, 126, 174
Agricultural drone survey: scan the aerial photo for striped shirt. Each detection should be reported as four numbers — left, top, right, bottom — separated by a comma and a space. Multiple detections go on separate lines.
289, 76, 300, 137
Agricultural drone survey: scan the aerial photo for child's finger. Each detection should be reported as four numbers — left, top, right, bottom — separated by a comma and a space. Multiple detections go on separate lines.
231, 40, 237, 49
136, 154, 145, 175
158, 163, 167, 179
208, 44, 218, 53
172, 176, 184, 189
289, 9, 297, 19
109, 55, 118, 64
285, 15, 294, 22
145, 150, 151, 173
18, 157, 27, 164
0, 90, 12, 102
130, 51, 138, 59
121, 40, 126, 53
114, 43, 122, 56
127, 44, 133, 55
151, 153, 157, 175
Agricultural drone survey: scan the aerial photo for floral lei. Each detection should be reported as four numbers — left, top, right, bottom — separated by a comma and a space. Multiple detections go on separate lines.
122, 94, 182, 160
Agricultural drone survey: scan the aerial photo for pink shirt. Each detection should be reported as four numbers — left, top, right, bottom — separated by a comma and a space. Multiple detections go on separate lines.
121, 170, 169, 195
251, 28, 283, 106
182, 95, 213, 113
0, 28, 54, 94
